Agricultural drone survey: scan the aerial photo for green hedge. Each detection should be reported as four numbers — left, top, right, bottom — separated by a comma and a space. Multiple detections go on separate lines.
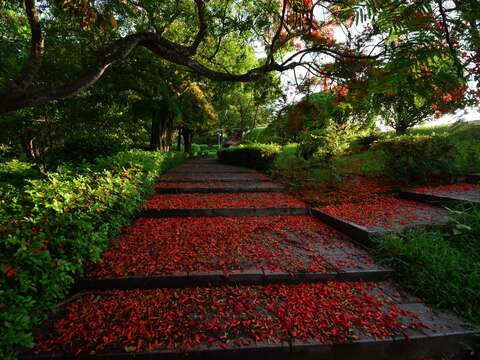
0, 150, 186, 359
217, 143, 281, 170
374, 134, 458, 183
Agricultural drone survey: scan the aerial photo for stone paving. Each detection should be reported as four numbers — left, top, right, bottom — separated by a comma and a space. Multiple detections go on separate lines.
27, 158, 478, 359
402, 182, 480, 205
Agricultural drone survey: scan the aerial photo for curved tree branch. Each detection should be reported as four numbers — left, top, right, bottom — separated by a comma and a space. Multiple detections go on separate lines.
437, 0, 463, 76
0, 0, 383, 115
8, 0, 44, 92
267, 0, 288, 64
0, 31, 280, 114
189, 0, 208, 54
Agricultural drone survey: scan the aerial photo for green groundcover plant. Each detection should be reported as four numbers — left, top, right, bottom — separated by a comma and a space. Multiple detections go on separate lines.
0, 150, 185, 358
372, 205, 480, 326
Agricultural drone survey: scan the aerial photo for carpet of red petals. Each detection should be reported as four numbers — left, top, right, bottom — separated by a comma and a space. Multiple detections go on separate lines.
161, 173, 270, 181
155, 181, 280, 189
87, 216, 370, 277
35, 282, 424, 355
319, 195, 447, 230
410, 182, 480, 198
295, 176, 395, 206
144, 193, 306, 209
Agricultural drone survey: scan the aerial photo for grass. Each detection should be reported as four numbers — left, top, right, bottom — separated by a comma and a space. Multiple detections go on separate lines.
372, 204, 480, 326
272, 120, 480, 185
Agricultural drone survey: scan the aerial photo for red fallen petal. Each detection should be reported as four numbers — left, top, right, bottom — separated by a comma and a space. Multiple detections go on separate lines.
87, 216, 356, 277
319, 195, 444, 229
144, 193, 305, 210
294, 176, 394, 206
410, 182, 478, 196
35, 283, 426, 354
3, 265, 16, 277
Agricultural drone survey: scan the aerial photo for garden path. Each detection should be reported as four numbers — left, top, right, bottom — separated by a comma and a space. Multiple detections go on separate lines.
27, 158, 477, 360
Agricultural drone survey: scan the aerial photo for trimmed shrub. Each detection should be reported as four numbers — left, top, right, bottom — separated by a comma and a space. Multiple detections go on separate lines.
0, 150, 185, 359
207, 150, 217, 158
297, 125, 350, 162
190, 144, 201, 157
374, 134, 458, 183
217, 143, 281, 170
271, 144, 308, 183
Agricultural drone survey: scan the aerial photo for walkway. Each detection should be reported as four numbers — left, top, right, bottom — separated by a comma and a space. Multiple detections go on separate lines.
27, 159, 476, 359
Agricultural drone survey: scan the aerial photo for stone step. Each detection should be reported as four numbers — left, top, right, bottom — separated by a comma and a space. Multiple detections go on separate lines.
167, 169, 257, 174
75, 268, 394, 291
312, 196, 450, 246
144, 192, 306, 210
160, 173, 270, 182
156, 187, 284, 194
138, 207, 309, 218
400, 183, 480, 206
25, 282, 478, 360
83, 216, 389, 283
166, 164, 255, 173
311, 208, 375, 245
157, 178, 271, 183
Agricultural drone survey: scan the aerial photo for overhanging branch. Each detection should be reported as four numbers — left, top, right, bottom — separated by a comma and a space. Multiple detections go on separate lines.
0, 0, 383, 115
9, 0, 44, 91
189, 0, 208, 54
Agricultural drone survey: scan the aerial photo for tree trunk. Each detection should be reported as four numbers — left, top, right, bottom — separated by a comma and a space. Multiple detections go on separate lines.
21, 137, 37, 161
150, 113, 161, 151
176, 131, 182, 151
164, 126, 173, 151
182, 128, 193, 154
150, 111, 172, 151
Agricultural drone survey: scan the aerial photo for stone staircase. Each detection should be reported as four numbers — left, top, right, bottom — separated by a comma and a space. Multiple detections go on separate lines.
25, 158, 478, 359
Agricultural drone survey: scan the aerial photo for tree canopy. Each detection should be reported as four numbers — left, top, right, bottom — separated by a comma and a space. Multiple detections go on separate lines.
1, 0, 478, 116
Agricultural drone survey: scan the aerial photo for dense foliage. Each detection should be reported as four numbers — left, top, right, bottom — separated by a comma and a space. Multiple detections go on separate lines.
0, 150, 185, 358
218, 144, 281, 170
269, 121, 480, 188
374, 134, 459, 183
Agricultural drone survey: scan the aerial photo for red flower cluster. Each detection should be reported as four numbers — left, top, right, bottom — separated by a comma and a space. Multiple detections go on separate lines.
88, 216, 368, 277
36, 282, 424, 355
144, 193, 305, 209
319, 196, 446, 230
155, 181, 279, 189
